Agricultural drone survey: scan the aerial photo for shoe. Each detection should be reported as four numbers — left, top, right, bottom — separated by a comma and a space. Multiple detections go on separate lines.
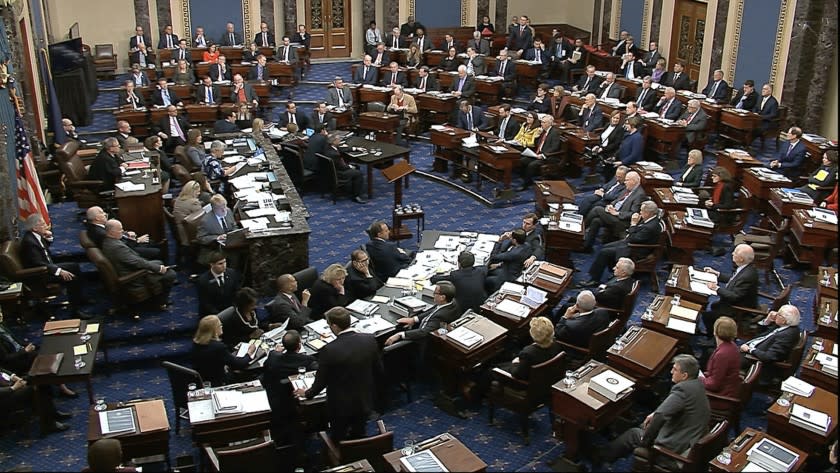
42, 421, 69, 435
59, 388, 78, 399
575, 279, 599, 289
55, 410, 73, 420
353, 196, 368, 204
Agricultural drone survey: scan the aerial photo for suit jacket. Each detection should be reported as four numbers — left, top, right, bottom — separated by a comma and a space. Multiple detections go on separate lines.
304, 330, 383, 420
624, 216, 662, 258
776, 140, 806, 176
676, 164, 704, 188
197, 211, 236, 247
20, 231, 60, 274
0, 323, 34, 374
580, 105, 604, 132
635, 87, 658, 111
193, 34, 210, 47
253, 32, 275, 47
467, 38, 490, 56
117, 90, 145, 109
642, 50, 661, 70
345, 265, 381, 302
197, 268, 242, 316
492, 59, 516, 82
702, 79, 729, 101
431, 266, 487, 312
264, 351, 317, 382
353, 65, 378, 85
523, 47, 548, 68
276, 45, 299, 63
413, 74, 439, 92
191, 340, 250, 387
598, 124, 625, 158
715, 263, 759, 309
755, 95, 779, 122
413, 35, 432, 52
151, 87, 183, 107
101, 238, 164, 291
230, 83, 258, 104
366, 238, 411, 281
649, 378, 710, 454
449, 75, 476, 98
534, 127, 563, 156
612, 41, 639, 58
456, 106, 487, 131
209, 63, 232, 82
303, 132, 328, 170
277, 110, 310, 130
326, 86, 354, 108
308, 279, 348, 319
509, 343, 563, 380
527, 97, 551, 114
172, 48, 193, 65
158, 33, 179, 50
493, 115, 520, 141
88, 149, 123, 191
731, 90, 758, 110
195, 83, 222, 104
621, 60, 644, 80
655, 98, 683, 120
267, 292, 313, 330
310, 111, 335, 132
219, 32, 243, 47
217, 306, 261, 347
555, 309, 611, 345
701, 341, 741, 397
576, 74, 603, 94
155, 115, 190, 140
661, 71, 691, 91
507, 26, 533, 51
380, 70, 407, 88
292, 32, 311, 48
129, 35, 151, 51
680, 108, 709, 142
385, 33, 403, 50
597, 82, 623, 100
549, 40, 573, 62
618, 130, 644, 165
488, 244, 531, 282
129, 73, 150, 88
213, 119, 239, 134
247, 64, 269, 81
403, 302, 462, 341
370, 50, 390, 67
465, 55, 486, 76
440, 56, 461, 72
748, 325, 800, 363
595, 276, 633, 309
129, 50, 151, 68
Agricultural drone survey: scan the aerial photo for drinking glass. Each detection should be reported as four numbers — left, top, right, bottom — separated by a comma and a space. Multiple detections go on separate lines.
613, 337, 625, 352
812, 338, 824, 352
298, 366, 307, 377
202, 381, 212, 396
74, 355, 85, 370
716, 447, 732, 465
672, 294, 681, 306
401, 439, 416, 456
80, 332, 91, 343
564, 370, 576, 389
437, 327, 448, 338
94, 395, 107, 412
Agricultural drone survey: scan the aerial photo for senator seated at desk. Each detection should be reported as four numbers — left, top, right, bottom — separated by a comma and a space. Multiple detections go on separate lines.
197, 252, 242, 317
674, 149, 705, 188
117, 80, 145, 109
88, 137, 128, 192
201, 142, 237, 193
699, 316, 741, 397
430, 250, 487, 312
700, 244, 759, 338
385, 281, 461, 346
768, 127, 806, 179
800, 151, 838, 201
572, 257, 635, 311
485, 229, 531, 292
517, 115, 563, 191
267, 273, 313, 330
191, 314, 255, 387
581, 171, 646, 252
86, 206, 160, 261
1, 367, 71, 435
554, 290, 610, 346
345, 249, 381, 302
738, 304, 801, 371
579, 165, 629, 217
213, 109, 240, 134
366, 221, 411, 281
218, 287, 264, 348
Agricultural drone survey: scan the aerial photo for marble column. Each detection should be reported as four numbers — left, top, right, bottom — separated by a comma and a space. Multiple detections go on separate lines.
282, 0, 297, 40
601, 0, 612, 44
591, 0, 602, 45
494, 0, 507, 34
363, 0, 376, 30
708, 0, 729, 74
649, 0, 663, 44
782, 0, 836, 131
134, 0, 151, 36
384, 0, 399, 33
156, 0, 172, 31
476, 0, 489, 25
260, 0, 275, 31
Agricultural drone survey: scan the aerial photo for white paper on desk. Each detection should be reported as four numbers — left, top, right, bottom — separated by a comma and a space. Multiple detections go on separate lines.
521, 148, 538, 158
239, 218, 269, 231
688, 266, 717, 283
385, 277, 414, 289
245, 208, 276, 217
810, 208, 838, 224
669, 304, 699, 321
522, 286, 547, 308
242, 389, 271, 413
651, 172, 673, 181
188, 399, 215, 423
123, 169, 142, 176
222, 155, 244, 163
115, 182, 145, 191
495, 298, 530, 318
263, 321, 288, 341
229, 175, 256, 189
462, 135, 479, 148
642, 111, 660, 118
511, 107, 527, 114
430, 125, 450, 131
666, 317, 696, 334
434, 235, 460, 250
490, 145, 508, 153
689, 281, 717, 296
742, 462, 770, 472
355, 316, 395, 334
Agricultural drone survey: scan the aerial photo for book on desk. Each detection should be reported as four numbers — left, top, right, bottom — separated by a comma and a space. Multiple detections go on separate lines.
747, 437, 799, 472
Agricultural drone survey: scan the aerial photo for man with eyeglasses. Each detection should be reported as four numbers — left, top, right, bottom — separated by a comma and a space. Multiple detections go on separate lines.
345, 249, 381, 301
384, 281, 460, 346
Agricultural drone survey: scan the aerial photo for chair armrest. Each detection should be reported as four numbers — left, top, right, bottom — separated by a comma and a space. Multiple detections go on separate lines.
652, 445, 691, 464
491, 367, 528, 388
730, 305, 766, 316
757, 291, 776, 300
117, 270, 148, 285
66, 180, 105, 188
595, 305, 622, 315
376, 419, 387, 435
706, 392, 739, 404
717, 207, 747, 214
15, 266, 49, 278
626, 242, 659, 249
202, 445, 221, 473
748, 227, 776, 235
318, 430, 341, 464
557, 339, 590, 356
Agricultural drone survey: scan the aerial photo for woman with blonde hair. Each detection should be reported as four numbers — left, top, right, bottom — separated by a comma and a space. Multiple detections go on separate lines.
172, 59, 195, 85
308, 264, 349, 319
251, 117, 265, 132
173, 180, 203, 226
504, 316, 562, 379
406, 43, 423, 68
191, 315, 255, 386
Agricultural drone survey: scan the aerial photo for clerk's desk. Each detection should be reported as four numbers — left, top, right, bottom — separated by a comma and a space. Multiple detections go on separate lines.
88, 399, 170, 468
187, 380, 272, 446
116, 150, 166, 245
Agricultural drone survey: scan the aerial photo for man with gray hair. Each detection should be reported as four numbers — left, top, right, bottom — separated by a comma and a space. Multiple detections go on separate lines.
739, 304, 801, 369
582, 171, 647, 251
579, 165, 630, 217
593, 354, 709, 468
700, 244, 759, 340
554, 290, 610, 345
677, 99, 708, 145
702, 69, 730, 102
591, 257, 635, 310
87, 137, 127, 192
579, 201, 660, 286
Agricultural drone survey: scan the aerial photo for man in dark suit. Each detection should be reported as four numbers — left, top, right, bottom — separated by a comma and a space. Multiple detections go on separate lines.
380, 62, 406, 88
209, 56, 233, 82
173, 39, 192, 65
702, 69, 729, 102
101, 219, 176, 310
577, 93, 604, 132
88, 137, 126, 192
523, 38, 549, 77
496, 213, 545, 263
769, 127, 807, 178
262, 328, 317, 444
195, 75, 221, 104
385, 282, 461, 345
353, 55, 379, 85
431, 251, 487, 312
157, 25, 178, 49
641, 41, 661, 75
739, 305, 801, 370
413, 29, 432, 52
151, 79, 183, 107
456, 100, 487, 132
129, 43, 152, 69
701, 244, 759, 337
197, 252, 242, 317
518, 115, 564, 190
492, 49, 517, 98
677, 99, 709, 145
507, 16, 533, 56
464, 47, 486, 76
264, 330, 317, 380
579, 165, 629, 217
295, 307, 383, 441
219, 22, 243, 46
292, 24, 311, 48
440, 33, 460, 53
594, 355, 709, 468
302, 127, 328, 171
129, 25, 151, 52
276, 36, 299, 63
129, 65, 150, 88
449, 66, 476, 99
612, 33, 638, 57
154, 105, 190, 153
324, 133, 366, 203
276, 101, 310, 130
620, 53, 644, 80
310, 102, 335, 132
247, 55, 269, 81
573, 65, 603, 94
413, 66, 439, 92
485, 229, 531, 292
366, 221, 411, 282
635, 76, 658, 111
731, 80, 758, 110
20, 214, 90, 316
583, 171, 646, 251
385, 27, 403, 50
491, 104, 519, 141
86, 206, 160, 260
196, 195, 238, 266
579, 202, 661, 285
345, 249, 381, 301
192, 26, 209, 47
655, 87, 683, 120
117, 80, 144, 109
557, 38, 587, 83
267, 273, 313, 330
0, 367, 72, 435
590, 260, 635, 310
596, 73, 623, 100
661, 62, 691, 90
370, 43, 389, 67
213, 109, 240, 134
253, 22, 275, 47
555, 290, 611, 345
549, 35, 573, 75
230, 74, 259, 107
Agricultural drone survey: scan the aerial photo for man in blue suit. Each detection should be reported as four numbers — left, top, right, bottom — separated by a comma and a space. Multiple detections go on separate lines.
578, 94, 603, 132
365, 221, 411, 282
579, 165, 629, 217
485, 229, 531, 292
752, 83, 779, 132
769, 127, 806, 179
702, 69, 729, 102
654, 87, 682, 120
456, 100, 487, 132
353, 55, 378, 85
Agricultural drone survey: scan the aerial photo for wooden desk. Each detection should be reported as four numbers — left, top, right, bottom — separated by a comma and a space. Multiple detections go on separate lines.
344, 136, 411, 198
651, 188, 690, 212
358, 86, 392, 106
616, 77, 641, 99
719, 109, 760, 148
715, 149, 764, 183
606, 326, 678, 385
474, 78, 502, 105
741, 168, 795, 203
817, 266, 838, 300
430, 126, 471, 172
382, 433, 487, 472
116, 174, 165, 244
187, 381, 272, 446
709, 428, 808, 472
813, 296, 838, 341
664, 212, 714, 265
436, 70, 458, 90
332, 109, 353, 129
475, 143, 520, 190
767, 386, 838, 454
424, 50, 447, 67
788, 211, 838, 271
544, 220, 585, 268
562, 128, 600, 170
663, 264, 713, 306
799, 338, 838, 392
479, 292, 546, 337
519, 261, 573, 303
114, 108, 151, 137
534, 180, 576, 214
768, 188, 814, 229
87, 400, 170, 467
633, 166, 675, 194
641, 294, 701, 344
551, 361, 636, 461
30, 320, 100, 404
267, 62, 297, 86
416, 93, 458, 127
357, 111, 400, 143
183, 104, 221, 124
643, 119, 686, 160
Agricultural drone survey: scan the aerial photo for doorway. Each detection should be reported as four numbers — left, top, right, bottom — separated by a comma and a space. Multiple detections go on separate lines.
669, 0, 708, 82
305, 0, 352, 59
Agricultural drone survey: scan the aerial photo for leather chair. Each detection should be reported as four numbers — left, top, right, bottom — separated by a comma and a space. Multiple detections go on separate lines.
758, 106, 787, 153
85, 246, 162, 315
599, 279, 640, 327
280, 143, 316, 191
292, 266, 318, 299
93, 44, 118, 79
734, 219, 789, 287
53, 141, 111, 209
713, 186, 752, 242
170, 163, 192, 186
162, 361, 203, 434
366, 101, 387, 113
487, 348, 566, 444
631, 419, 729, 472
203, 437, 295, 472
79, 230, 96, 249
174, 145, 200, 173
316, 153, 352, 204
745, 329, 808, 395
627, 221, 667, 291
0, 240, 63, 304
558, 318, 623, 368
319, 420, 393, 472
707, 361, 762, 434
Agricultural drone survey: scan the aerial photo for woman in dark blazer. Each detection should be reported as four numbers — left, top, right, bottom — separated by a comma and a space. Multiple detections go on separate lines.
308, 264, 349, 319
592, 111, 625, 179
676, 148, 705, 188
191, 315, 255, 387
700, 316, 741, 398
526, 83, 552, 114
801, 151, 837, 201
498, 317, 562, 380
476, 16, 494, 36
704, 166, 735, 225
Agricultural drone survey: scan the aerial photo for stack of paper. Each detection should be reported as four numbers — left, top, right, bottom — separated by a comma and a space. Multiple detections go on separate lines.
347, 299, 380, 317
99, 408, 136, 435
789, 404, 831, 435
589, 369, 634, 401
495, 298, 530, 318
521, 286, 548, 308
747, 438, 799, 472
385, 277, 413, 289
212, 390, 244, 415
499, 282, 526, 296
447, 326, 484, 349
816, 353, 838, 376
115, 182, 145, 192
780, 376, 815, 397
354, 316, 395, 335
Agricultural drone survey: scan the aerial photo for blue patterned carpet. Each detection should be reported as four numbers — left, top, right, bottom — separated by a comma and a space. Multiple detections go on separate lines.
0, 62, 824, 472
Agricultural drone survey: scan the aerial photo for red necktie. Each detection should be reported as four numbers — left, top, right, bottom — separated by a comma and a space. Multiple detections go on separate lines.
536, 130, 549, 154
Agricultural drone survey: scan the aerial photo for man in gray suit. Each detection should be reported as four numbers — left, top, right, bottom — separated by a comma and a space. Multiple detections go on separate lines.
677, 99, 709, 145
582, 171, 647, 251
102, 219, 176, 310
325, 77, 354, 108
594, 354, 710, 468
197, 194, 238, 266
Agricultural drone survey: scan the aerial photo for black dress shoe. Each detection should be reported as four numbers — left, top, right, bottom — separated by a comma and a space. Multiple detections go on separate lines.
516, 184, 529, 192
55, 410, 73, 420
59, 389, 79, 399
353, 196, 368, 204
42, 421, 69, 435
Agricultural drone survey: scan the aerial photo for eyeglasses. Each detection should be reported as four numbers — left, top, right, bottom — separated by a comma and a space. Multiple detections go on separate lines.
355, 258, 369, 263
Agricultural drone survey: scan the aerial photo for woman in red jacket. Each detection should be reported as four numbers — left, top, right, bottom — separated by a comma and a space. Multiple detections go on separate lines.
700, 316, 741, 397
822, 183, 838, 211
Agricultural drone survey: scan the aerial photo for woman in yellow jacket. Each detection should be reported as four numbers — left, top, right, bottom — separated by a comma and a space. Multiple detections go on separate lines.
514, 111, 542, 148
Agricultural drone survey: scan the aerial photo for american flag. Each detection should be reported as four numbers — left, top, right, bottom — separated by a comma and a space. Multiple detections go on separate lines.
15, 112, 51, 226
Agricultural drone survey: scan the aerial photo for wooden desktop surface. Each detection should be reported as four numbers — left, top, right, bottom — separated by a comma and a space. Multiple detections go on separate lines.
87, 399, 170, 464
606, 326, 679, 381
663, 264, 713, 306
30, 320, 100, 404
767, 385, 838, 453
383, 433, 487, 472
641, 294, 702, 343
799, 337, 838, 393
709, 428, 808, 472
